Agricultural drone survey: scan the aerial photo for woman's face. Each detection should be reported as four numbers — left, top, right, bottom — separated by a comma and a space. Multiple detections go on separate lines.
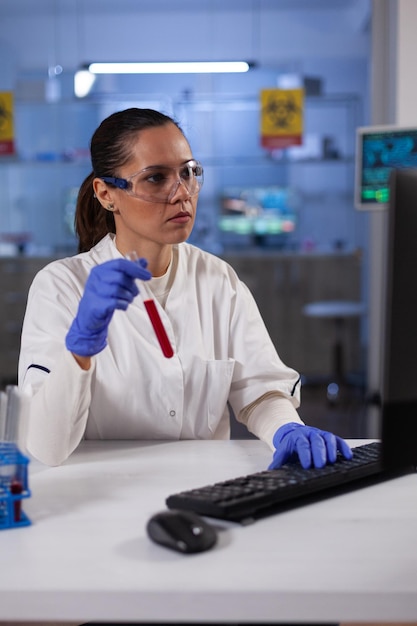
95, 122, 199, 256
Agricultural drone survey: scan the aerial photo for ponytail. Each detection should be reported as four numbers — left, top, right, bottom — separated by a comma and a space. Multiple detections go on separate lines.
74, 172, 115, 253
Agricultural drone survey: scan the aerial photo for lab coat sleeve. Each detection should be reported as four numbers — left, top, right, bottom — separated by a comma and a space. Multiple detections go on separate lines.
18, 261, 94, 466
24, 350, 94, 466
238, 392, 304, 450
227, 278, 301, 416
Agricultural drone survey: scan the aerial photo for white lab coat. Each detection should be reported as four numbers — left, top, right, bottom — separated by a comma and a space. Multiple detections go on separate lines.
19, 234, 301, 465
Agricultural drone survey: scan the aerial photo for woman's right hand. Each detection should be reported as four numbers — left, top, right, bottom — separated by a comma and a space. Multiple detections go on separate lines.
65, 258, 151, 357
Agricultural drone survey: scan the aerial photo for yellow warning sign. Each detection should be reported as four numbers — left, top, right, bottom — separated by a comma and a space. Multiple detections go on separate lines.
260, 88, 304, 149
0, 92, 15, 156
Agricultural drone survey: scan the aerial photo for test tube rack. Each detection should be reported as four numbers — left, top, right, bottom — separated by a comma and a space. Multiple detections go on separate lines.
0, 442, 31, 529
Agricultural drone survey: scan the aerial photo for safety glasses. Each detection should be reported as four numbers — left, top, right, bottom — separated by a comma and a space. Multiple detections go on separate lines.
101, 159, 204, 203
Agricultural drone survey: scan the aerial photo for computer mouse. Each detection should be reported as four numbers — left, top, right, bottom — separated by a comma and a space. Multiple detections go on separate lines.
146, 509, 217, 554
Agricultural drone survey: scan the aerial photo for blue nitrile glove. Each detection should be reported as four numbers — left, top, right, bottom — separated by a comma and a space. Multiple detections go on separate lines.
268, 422, 353, 470
65, 257, 151, 357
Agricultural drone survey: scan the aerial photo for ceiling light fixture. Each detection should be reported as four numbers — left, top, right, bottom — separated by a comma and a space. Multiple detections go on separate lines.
74, 69, 96, 98
88, 61, 252, 74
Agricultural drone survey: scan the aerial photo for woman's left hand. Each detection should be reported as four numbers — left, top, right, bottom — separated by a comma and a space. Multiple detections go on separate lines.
268, 422, 353, 470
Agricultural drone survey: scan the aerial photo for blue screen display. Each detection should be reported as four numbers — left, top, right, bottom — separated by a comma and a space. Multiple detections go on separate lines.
356, 126, 417, 209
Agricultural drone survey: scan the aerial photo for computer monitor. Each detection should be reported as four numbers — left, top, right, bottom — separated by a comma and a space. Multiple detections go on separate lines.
355, 125, 417, 210
381, 167, 417, 469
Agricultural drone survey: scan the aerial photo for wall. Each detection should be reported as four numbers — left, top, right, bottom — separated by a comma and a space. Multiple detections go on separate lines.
1, 1, 370, 78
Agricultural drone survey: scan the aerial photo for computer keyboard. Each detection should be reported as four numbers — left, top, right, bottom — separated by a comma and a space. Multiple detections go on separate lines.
166, 442, 383, 523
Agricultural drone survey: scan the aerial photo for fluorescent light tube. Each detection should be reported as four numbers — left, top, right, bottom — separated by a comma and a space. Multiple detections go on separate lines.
88, 61, 251, 74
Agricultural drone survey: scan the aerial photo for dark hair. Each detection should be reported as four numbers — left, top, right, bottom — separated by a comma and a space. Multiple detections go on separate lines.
74, 108, 182, 253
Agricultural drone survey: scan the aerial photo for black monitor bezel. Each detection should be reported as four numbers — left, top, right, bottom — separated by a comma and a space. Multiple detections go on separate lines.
355, 124, 417, 211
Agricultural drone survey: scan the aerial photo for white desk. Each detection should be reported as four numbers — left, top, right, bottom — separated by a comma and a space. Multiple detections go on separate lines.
1, 439, 417, 624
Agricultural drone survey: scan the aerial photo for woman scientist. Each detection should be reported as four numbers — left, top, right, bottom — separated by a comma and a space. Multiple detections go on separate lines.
18, 107, 352, 468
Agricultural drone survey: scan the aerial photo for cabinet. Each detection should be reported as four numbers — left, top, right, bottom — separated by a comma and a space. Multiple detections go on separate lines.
175, 93, 364, 255
0, 100, 99, 255
0, 93, 364, 256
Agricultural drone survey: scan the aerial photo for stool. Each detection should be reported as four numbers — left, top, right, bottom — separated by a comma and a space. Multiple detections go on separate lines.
302, 300, 366, 402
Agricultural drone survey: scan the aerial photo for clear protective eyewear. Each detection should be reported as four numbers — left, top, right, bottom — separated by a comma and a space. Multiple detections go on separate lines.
101, 159, 204, 204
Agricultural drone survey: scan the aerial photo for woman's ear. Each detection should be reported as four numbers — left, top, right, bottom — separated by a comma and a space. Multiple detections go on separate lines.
93, 178, 114, 209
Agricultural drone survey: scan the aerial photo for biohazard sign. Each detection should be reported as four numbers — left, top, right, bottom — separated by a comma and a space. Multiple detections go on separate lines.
0, 92, 15, 156
260, 88, 304, 150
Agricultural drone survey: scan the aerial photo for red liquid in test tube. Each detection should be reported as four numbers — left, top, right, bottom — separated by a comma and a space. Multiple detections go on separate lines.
143, 299, 174, 358
10, 479, 23, 522
126, 251, 174, 358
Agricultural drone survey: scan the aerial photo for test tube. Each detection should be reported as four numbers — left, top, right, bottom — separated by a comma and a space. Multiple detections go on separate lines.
4, 386, 20, 443
126, 252, 174, 358
0, 391, 6, 440
10, 479, 22, 522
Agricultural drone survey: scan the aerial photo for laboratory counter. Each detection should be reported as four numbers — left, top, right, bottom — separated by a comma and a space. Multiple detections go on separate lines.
0, 439, 416, 624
